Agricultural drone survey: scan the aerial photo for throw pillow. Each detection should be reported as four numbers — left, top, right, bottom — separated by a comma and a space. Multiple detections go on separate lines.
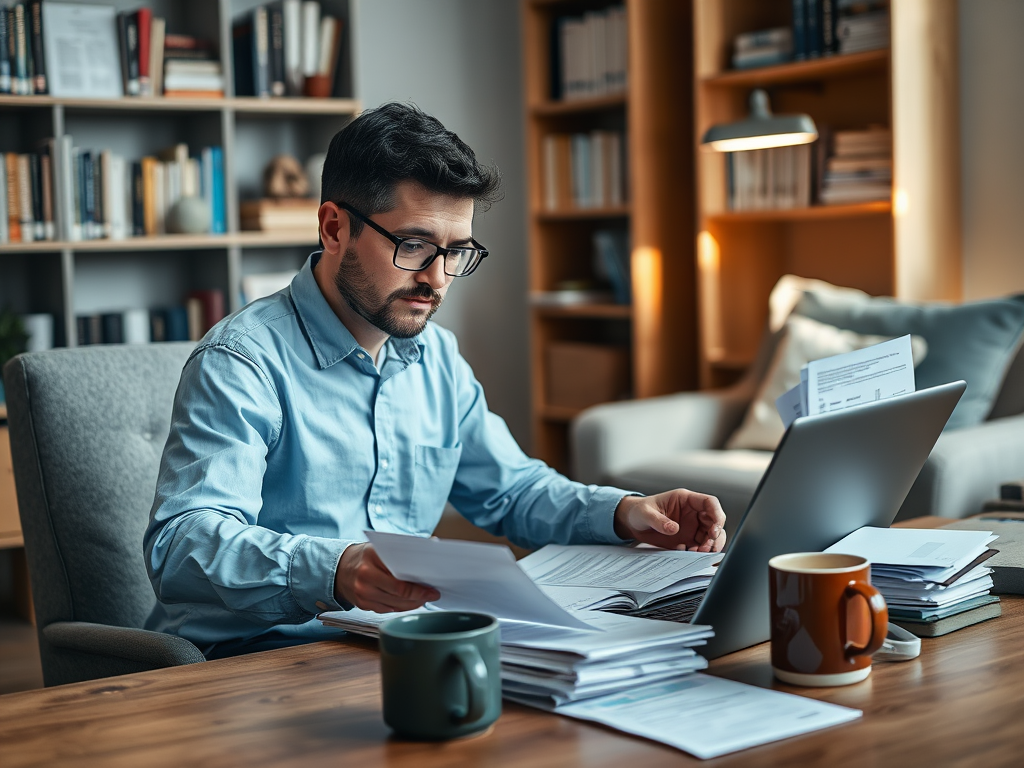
726, 315, 928, 451
795, 290, 1024, 429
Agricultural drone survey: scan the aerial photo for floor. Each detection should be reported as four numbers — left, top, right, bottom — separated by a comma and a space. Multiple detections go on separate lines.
0, 613, 43, 694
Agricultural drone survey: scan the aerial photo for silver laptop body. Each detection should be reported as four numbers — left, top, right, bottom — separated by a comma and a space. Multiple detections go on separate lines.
693, 380, 967, 659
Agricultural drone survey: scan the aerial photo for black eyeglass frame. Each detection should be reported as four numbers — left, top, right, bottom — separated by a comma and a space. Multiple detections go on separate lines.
339, 202, 489, 277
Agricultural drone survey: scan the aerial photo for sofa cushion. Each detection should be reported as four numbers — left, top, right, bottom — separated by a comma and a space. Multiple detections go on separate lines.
611, 449, 773, 539
795, 291, 1024, 429
726, 315, 928, 451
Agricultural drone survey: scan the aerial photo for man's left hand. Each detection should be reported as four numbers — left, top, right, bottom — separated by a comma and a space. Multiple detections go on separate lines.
613, 490, 726, 552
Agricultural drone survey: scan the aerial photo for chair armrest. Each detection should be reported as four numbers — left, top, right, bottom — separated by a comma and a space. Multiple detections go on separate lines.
43, 621, 206, 667
897, 413, 1024, 521
571, 386, 753, 484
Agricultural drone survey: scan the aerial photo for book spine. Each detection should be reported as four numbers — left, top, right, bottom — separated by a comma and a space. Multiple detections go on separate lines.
101, 312, 123, 344
0, 6, 11, 94
300, 0, 319, 77
117, 12, 131, 97
39, 148, 53, 240
136, 7, 151, 96
821, 0, 838, 55
232, 21, 255, 96
6, 153, 21, 242
283, 0, 301, 95
131, 160, 144, 236
212, 146, 225, 234
805, 0, 821, 58
126, 11, 140, 95
254, 6, 270, 98
269, 2, 285, 96
791, 0, 806, 61
28, 0, 44, 93
0, 158, 7, 243
13, 3, 28, 95
16, 154, 33, 242
28, 151, 42, 239
150, 16, 165, 97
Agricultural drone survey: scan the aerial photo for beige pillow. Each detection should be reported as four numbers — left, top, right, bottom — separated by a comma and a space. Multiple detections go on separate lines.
726, 315, 928, 451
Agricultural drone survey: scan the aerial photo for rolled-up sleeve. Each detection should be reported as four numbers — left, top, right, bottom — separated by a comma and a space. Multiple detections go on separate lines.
144, 344, 352, 624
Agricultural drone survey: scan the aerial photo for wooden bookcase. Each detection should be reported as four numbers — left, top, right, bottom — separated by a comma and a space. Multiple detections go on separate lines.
0, 0, 359, 347
694, 0, 960, 388
522, 0, 698, 473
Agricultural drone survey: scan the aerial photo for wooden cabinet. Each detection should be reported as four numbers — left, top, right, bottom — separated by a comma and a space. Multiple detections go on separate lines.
522, 0, 698, 473
693, 0, 960, 388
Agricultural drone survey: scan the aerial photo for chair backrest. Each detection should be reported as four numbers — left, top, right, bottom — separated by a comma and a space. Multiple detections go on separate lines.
3, 343, 194, 632
988, 338, 1024, 420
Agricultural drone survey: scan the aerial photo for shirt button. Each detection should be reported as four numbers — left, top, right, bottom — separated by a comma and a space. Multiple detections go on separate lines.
357, 353, 365, 360
381, 459, 389, 469
375, 504, 384, 514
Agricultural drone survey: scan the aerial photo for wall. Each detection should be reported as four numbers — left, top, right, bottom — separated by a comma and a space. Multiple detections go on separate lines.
959, 0, 1024, 299
353, 0, 530, 446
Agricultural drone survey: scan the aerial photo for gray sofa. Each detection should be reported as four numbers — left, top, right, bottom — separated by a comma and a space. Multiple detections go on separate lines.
572, 295, 1024, 539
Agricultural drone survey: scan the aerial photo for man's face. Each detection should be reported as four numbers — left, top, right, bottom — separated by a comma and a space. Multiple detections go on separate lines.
333, 181, 474, 339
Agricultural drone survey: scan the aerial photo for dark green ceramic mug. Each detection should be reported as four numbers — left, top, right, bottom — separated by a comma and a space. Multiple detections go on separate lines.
379, 611, 502, 740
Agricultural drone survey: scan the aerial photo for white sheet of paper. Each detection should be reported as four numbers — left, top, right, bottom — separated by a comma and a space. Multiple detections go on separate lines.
776, 382, 804, 429
825, 526, 996, 569
42, 3, 125, 98
806, 334, 915, 416
547, 673, 861, 760
519, 545, 721, 592
364, 531, 594, 630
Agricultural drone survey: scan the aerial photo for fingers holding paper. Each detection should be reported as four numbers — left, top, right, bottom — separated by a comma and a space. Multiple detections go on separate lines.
334, 543, 441, 613
613, 490, 727, 552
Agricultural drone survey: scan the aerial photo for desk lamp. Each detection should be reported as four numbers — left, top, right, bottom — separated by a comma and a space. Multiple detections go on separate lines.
701, 89, 818, 152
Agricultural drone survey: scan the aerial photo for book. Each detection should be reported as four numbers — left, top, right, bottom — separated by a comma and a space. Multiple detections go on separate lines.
135, 7, 151, 96
0, 158, 7, 243
890, 597, 1002, 638
39, 148, 53, 240
268, 2, 285, 96
240, 197, 319, 231
232, 14, 257, 96
27, 151, 42, 240
149, 16, 165, 96
4, 153, 20, 242
100, 312, 123, 344
28, 0, 45, 93
117, 10, 140, 96
16, 153, 32, 242
0, 8, 10, 94
300, 0, 320, 77
186, 289, 226, 337
282, 0, 302, 95
792, 0, 807, 60
592, 229, 630, 305
13, 2, 28, 95
944, 515, 1024, 594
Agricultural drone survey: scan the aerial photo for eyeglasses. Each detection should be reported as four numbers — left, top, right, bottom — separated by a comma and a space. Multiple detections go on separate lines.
339, 202, 489, 277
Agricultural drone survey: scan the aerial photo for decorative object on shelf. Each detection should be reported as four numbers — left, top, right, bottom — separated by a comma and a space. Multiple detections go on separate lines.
167, 196, 212, 235
263, 154, 309, 198
305, 152, 327, 200
41, 3, 123, 99
732, 27, 792, 70
701, 89, 817, 153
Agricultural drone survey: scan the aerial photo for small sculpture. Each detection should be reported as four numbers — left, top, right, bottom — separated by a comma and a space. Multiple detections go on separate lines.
263, 154, 310, 199
167, 196, 211, 234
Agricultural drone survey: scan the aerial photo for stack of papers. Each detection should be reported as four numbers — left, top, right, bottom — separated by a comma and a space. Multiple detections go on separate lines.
826, 527, 1001, 637
320, 607, 713, 708
776, 334, 916, 428
519, 544, 720, 623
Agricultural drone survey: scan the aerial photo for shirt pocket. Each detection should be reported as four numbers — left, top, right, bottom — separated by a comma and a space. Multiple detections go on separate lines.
411, 444, 463, 532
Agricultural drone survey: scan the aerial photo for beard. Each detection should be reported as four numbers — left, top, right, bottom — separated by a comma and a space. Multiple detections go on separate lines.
333, 246, 443, 338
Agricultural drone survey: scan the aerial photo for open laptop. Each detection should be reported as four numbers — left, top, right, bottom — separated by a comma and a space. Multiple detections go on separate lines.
692, 380, 967, 659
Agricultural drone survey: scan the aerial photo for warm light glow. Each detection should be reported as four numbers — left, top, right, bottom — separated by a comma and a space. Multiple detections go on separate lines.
894, 188, 910, 218
703, 132, 818, 153
697, 232, 724, 360
631, 247, 663, 317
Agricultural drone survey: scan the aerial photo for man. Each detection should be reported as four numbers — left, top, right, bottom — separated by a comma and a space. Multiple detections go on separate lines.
144, 103, 726, 658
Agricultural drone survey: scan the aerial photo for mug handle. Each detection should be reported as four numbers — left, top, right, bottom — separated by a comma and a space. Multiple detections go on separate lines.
843, 581, 889, 658
449, 645, 488, 725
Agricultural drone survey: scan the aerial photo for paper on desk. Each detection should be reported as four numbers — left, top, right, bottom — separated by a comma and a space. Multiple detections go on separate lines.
518, 673, 861, 760
364, 531, 594, 630
776, 334, 916, 428
519, 544, 721, 592
826, 527, 997, 570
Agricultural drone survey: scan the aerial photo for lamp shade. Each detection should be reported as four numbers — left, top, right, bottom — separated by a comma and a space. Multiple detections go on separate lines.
701, 89, 818, 152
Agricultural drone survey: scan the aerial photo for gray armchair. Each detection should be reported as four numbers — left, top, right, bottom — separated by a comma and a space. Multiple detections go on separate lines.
3, 343, 205, 686
573, 303, 1024, 540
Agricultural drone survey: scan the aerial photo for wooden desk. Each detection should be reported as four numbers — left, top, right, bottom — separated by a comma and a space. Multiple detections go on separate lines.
0, 596, 1021, 767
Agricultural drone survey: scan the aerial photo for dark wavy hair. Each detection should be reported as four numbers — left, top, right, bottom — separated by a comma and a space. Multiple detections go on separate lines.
321, 102, 502, 238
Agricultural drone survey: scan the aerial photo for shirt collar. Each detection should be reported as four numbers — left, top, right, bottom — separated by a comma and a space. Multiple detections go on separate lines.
290, 252, 423, 370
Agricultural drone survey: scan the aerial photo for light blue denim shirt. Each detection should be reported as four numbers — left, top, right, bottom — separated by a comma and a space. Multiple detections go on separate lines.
144, 253, 632, 655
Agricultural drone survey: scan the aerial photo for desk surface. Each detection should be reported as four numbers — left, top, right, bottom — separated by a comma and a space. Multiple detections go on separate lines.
1, 597, 1022, 767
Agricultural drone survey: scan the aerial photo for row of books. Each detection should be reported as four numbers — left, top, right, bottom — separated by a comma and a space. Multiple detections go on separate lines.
0, 140, 226, 244
0, 2, 44, 95
726, 145, 813, 211
233, 1, 343, 98
542, 131, 627, 211
551, 5, 626, 101
819, 126, 891, 205
731, 0, 888, 70
77, 290, 226, 346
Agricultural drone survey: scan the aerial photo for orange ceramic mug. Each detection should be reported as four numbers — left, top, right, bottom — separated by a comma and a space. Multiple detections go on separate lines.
768, 552, 888, 687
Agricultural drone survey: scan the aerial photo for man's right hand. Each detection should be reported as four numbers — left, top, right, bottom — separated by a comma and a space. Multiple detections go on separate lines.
334, 543, 440, 613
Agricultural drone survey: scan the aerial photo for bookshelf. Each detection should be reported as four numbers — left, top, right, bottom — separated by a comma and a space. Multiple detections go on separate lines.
0, 0, 359, 348
522, 0, 698, 474
694, 0, 961, 388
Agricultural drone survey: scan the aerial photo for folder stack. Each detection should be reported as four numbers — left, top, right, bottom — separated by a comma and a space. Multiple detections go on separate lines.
826, 527, 1001, 637
320, 608, 713, 709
